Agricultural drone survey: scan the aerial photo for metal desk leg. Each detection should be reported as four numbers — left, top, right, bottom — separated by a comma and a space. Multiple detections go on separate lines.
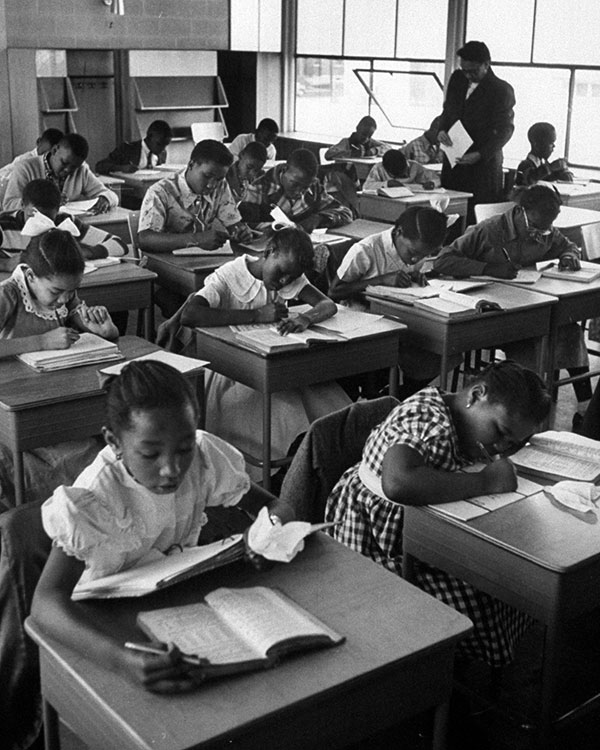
13, 446, 24, 506
536, 618, 561, 749
432, 700, 449, 750
262, 392, 272, 491
42, 699, 61, 750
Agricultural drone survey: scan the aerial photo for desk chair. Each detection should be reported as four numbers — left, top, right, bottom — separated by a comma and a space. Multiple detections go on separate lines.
473, 201, 515, 223
191, 122, 226, 143
279, 396, 399, 522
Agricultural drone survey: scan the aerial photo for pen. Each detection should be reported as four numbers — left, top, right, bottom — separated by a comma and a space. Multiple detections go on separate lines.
124, 641, 207, 667
55, 310, 63, 327
500, 246, 513, 265
477, 441, 496, 463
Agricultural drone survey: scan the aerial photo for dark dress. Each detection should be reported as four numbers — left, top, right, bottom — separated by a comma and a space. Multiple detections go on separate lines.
439, 68, 515, 219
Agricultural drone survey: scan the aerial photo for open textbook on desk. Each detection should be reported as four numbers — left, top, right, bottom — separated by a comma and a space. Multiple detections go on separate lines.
232, 306, 386, 353
510, 430, 600, 482
17, 332, 123, 372
135, 585, 345, 679
535, 259, 600, 283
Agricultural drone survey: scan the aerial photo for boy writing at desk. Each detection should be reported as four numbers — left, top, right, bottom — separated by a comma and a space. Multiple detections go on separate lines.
516, 122, 573, 187
324, 116, 390, 160
363, 149, 440, 191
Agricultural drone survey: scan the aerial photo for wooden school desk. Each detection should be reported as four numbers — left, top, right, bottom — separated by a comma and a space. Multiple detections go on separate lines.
359, 189, 473, 233
554, 205, 600, 232
402, 491, 600, 748
96, 174, 126, 205
144, 252, 232, 297
519, 273, 600, 388
79, 262, 157, 340
26, 532, 472, 750
548, 182, 600, 211
367, 283, 556, 389
330, 218, 391, 242
80, 205, 134, 243
333, 155, 381, 181
109, 169, 172, 201
194, 320, 405, 489
0, 336, 163, 506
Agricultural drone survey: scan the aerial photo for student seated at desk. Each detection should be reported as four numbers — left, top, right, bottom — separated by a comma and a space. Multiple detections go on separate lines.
324, 115, 390, 160
0, 128, 63, 206
239, 148, 353, 232
329, 206, 455, 399
0, 362, 291, 750
225, 141, 267, 202
228, 118, 279, 163
363, 149, 440, 191
0, 178, 126, 271
0, 228, 118, 509
95, 119, 172, 175
3, 133, 118, 215
400, 117, 443, 165
515, 122, 573, 187
433, 185, 592, 407
166, 226, 350, 480
325, 360, 551, 667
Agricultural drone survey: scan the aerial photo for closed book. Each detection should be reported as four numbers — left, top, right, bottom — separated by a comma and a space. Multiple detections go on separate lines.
376, 185, 413, 198
511, 431, 600, 483
536, 259, 600, 283
72, 535, 244, 600
135, 585, 345, 678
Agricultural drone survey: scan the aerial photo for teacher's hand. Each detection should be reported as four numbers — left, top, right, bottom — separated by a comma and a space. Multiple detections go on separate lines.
437, 130, 452, 146
456, 151, 481, 166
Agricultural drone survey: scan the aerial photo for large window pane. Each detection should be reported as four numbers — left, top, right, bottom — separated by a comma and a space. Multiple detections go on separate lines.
344, 0, 396, 59
466, 0, 534, 63
570, 71, 600, 166
534, 0, 600, 66
359, 60, 444, 143
396, 0, 447, 59
295, 58, 368, 137
259, 0, 282, 53
495, 66, 569, 163
296, 0, 343, 56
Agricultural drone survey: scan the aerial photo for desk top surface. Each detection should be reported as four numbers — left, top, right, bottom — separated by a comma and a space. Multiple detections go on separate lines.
419, 489, 600, 572
0, 336, 157, 411
517, 271, 600, 300
79, 206, 134, 226
554, 204, 600, 229
26, 533, 470, 750
360, 188, 473, 203
80, 262, 156, 287
144, 251, 232, 275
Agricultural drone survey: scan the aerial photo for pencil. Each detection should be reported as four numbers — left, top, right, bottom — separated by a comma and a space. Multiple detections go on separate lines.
477, 441, 495, 463
124, 641, 206, 666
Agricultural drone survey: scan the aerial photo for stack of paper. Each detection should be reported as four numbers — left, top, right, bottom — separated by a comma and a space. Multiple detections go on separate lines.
17, 333, 122, 372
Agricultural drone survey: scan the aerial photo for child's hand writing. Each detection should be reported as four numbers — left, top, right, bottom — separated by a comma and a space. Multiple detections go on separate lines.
559, 254, 581, 271
381, 269, 412, 288
480, 458, 518, 494
254, 301, 287, 323
125, 642, 206, 694
41, 327, 80, 349
277, 313, 310, 335
193, 227, 229, 250
482, 261, 518, 279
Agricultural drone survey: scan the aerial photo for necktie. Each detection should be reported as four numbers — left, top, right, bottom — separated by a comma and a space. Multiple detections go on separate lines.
146, 152, 153, 169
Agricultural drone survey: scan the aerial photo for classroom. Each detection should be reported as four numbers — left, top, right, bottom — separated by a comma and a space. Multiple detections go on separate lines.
3, 2, 600, 749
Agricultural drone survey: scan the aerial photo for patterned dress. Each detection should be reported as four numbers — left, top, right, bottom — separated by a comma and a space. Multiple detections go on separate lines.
325, 387, 531, 667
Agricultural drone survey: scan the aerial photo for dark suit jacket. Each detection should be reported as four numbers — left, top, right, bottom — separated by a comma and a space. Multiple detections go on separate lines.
95, 140, 167, 175
439, 67, 515, 205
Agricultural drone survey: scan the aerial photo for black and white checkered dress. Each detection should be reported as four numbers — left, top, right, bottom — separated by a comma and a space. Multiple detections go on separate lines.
324, 387, 531, 667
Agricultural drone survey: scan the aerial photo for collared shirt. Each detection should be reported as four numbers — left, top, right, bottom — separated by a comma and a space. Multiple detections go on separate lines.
238, 163, 353, 228
434, 205, 579, 276
400, 135, 443, 165
363, 161, 440, 191
138, 171, 241, 234
337, 228, 407, 282
43, 152, 67, 193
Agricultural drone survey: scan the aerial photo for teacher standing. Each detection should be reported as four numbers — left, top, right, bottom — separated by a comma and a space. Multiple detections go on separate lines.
438, 41, 515, 224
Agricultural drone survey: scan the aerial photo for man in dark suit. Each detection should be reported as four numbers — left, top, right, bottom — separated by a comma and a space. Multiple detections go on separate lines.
437, 41, 515, 224
95, 120, 172, 175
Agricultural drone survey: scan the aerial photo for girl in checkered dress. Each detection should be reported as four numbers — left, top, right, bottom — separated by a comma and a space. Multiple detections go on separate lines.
325, 361, 550, 667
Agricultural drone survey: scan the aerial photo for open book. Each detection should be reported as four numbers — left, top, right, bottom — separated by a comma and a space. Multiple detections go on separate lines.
376, 185, 414, 198
414, 290, 502, 318
17, 332, 123, 372
97, 349, 208, 386
471, 269, 542, 284
231, 324, 340, 353
72, 536, 245, 600
136, 586, 345, 678
510, 430, 600, 483
172, 244, 234, 257
536, 259, 600, 283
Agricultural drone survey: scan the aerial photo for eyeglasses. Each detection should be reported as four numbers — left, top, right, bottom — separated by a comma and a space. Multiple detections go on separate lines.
523, 209, 552, 241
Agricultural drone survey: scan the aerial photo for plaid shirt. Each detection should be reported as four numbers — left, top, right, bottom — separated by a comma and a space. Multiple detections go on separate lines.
139, 171, 241, 234
325, 387, 531, 667
238, 163, 352, 228
400, 134, 443, 165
